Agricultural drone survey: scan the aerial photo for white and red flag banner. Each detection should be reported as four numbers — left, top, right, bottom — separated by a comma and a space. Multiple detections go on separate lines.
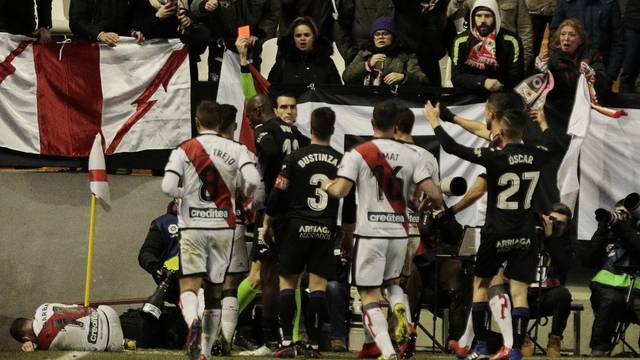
0, 33, 191, 156
88, 133, 110, 211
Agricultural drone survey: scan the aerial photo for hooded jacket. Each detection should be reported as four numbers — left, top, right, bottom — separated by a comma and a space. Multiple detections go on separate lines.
267, 34, 341, 87
0, 0, 52, 36
451, 0, 525, 90
448, 0, 534, 67
550, 0, 625, 79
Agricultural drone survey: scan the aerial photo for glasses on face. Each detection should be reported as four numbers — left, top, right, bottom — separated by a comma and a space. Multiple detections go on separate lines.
373, 31, 391, 38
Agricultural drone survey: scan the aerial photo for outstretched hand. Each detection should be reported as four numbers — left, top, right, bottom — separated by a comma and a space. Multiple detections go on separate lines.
424, 101, 441, 128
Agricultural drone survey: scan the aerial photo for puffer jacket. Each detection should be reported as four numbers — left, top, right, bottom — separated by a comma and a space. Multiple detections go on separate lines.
550, 0, 625, 79
333, 0, 395, 63
267, 35, 341, 87
69, 0, 133, 39
342, 47, 430, 85
447, 0, 534, 66
0, 0, 52, 36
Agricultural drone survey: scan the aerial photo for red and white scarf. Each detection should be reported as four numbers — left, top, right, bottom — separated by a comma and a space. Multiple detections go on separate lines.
465, 27, 498, 70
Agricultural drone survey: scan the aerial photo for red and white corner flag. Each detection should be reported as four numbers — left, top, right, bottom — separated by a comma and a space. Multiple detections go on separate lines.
88, 133, 111, 211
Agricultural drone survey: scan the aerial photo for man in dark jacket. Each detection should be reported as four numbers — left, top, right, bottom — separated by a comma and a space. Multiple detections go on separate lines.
582, 200, 640, 356
551, 0, 625, 81
333, 0, 395, 64
451, 0, 525, 91
0, 0, 52, 42
394, 0, 453, 86
69, 0, 133, 45
621, 0, 640, 93
138, 200, 180, 305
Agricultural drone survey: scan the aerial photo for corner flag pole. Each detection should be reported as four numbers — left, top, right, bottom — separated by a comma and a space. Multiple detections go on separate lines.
84, 194, 97, 307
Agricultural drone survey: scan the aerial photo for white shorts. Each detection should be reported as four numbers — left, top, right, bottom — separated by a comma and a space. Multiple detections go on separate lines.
401, 236, 420, 277
98, 305, 124, 352
351, 237, 408, 287
180, 229, 234, 284
228, 224, 249, 274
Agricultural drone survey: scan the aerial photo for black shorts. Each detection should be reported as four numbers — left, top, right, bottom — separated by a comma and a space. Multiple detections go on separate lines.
474, 230, 538, 284
250, 212, 280, 262
278, 218, 336, 280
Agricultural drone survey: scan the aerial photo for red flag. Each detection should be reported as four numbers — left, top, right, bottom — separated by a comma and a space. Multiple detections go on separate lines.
88, 133, 111, 211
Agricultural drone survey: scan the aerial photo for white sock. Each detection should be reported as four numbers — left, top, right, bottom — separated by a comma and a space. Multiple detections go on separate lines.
198, 288, 205, 318
387, 285, 413, 325
363, 305, 396, 357
221, 296, 239, 343
489, 288, 513, 348
458, 312, 475, 348
201, 308, 222, 355
180, 291, 200, 328
362, 312, 375, 344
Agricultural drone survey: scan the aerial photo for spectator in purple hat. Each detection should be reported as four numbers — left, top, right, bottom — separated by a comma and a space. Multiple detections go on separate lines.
343, 16, 430, 86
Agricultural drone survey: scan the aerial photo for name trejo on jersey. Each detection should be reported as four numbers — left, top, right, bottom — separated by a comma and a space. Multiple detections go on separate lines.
189, 207, 229, 219
368, 212, 406, 223
297, 153, 338, 168
212, 149, 236, 166
87, 310, 99, 344
298, 225, 332, 240
508, 154, 533, 165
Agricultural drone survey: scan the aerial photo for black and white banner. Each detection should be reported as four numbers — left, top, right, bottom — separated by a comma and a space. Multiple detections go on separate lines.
217, 50, 640, 239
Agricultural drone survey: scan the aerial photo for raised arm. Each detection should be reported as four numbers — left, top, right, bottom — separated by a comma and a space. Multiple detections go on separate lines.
424, 101, 488, 166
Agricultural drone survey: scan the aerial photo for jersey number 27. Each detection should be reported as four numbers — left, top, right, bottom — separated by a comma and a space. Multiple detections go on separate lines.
497, 171, 540, 210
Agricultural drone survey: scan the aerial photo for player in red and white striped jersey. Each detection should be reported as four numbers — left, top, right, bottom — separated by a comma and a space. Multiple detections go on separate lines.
10, 303, 123, 352
162, 101, 264, 360
321, 101, 443, 360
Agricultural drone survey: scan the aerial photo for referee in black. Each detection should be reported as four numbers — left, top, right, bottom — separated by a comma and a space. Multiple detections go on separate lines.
262, 107, 355, 358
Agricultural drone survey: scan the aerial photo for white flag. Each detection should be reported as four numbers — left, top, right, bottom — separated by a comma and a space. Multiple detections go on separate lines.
88, 134, 111, 211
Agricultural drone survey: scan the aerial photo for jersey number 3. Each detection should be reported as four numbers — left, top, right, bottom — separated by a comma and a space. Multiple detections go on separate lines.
308, 174, 329, 211
497, 171, 539, 210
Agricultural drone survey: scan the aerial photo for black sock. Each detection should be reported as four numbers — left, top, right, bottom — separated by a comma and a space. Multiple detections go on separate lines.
512, 307, 530, 349
278, 289, 296, 343
306, 291, 328, 349
471, 302, 490, 342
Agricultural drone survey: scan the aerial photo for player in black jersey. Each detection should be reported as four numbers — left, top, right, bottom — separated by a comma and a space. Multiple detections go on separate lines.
425, 101, 548, 360
262, 107, 354, 358
238, 93, 311, 352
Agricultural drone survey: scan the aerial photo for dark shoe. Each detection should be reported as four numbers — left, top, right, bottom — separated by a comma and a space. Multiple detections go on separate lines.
330, 338, 348, 352
465, 340, 490, 360
398, 324, 416, 359
234, 333, 259, 351
186, 319, 202, 360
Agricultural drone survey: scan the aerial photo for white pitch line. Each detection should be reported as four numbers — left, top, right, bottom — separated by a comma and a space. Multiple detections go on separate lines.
54, 351, 90, 360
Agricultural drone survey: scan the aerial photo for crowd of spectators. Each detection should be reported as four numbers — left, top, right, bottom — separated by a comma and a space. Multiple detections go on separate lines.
2, 0, 639, 95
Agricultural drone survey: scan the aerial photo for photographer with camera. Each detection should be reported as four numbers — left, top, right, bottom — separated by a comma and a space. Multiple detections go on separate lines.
583, 196, 640, 356
522, 202, 573, 357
